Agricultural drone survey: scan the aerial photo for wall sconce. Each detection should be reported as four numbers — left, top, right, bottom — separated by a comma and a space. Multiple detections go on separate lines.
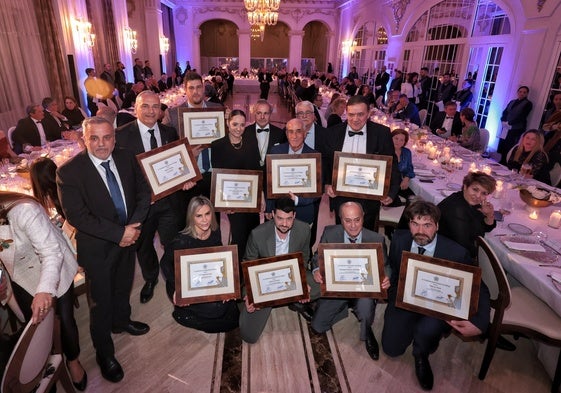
124, 27, 138, 54
160, 35, 170, 54
341, 39, 356, 55
73, 18, 95, 48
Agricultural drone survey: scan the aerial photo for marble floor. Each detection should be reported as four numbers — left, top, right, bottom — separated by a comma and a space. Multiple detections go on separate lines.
8, 91, 556, 392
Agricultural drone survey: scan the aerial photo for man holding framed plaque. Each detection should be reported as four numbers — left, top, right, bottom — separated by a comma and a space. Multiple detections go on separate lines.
311, 202, 389, 361
382, 201, 490, 391
240, 198, 320, 344
323, 95, 401, 230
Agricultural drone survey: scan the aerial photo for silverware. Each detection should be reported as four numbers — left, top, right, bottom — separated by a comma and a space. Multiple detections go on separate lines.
540, 265, 561, 268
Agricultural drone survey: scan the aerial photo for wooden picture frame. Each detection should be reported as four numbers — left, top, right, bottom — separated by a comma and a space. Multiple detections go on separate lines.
174, 245, 240, 306
396, 251, 481, 321
266, 153, 322, 198
210, 168, 263, 212
177, 107, 226, 145
332, 152, 392, 200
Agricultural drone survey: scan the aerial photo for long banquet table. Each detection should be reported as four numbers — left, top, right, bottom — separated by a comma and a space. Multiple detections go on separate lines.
400, 126, 561, 380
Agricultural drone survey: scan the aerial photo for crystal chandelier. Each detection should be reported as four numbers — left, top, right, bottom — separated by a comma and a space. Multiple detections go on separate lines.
244, 0, 280, 26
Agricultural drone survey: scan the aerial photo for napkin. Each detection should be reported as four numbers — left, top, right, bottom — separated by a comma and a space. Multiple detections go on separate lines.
416, 169, 434, 177
503, 241, 546, 252
551, 272, 561, 285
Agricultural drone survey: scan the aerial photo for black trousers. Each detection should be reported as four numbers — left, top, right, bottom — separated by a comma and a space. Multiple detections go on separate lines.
12, 281, 80, 361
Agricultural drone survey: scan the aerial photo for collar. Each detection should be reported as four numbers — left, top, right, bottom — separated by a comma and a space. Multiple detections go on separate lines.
88, 152, 115, 168
344, 230, 363, 243
411, 235, 438, 256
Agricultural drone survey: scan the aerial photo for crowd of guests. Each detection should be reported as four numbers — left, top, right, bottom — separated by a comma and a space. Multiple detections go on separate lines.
0, 62, 559, 391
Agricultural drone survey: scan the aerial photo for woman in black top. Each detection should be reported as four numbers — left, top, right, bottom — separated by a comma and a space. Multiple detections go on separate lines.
161, 196, 238, 333
211, 109, 262, 260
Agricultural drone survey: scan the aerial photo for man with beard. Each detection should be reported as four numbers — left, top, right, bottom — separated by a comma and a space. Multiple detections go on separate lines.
382, 200, 489, 391
240, 198, 320, 343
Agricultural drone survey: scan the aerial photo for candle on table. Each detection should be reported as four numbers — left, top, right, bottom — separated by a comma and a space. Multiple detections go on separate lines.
427, 146, 437, 160
549, 210, 561, 228
469, 162, 477, 172
529, 210, 538, 220
482, 165, 492, 175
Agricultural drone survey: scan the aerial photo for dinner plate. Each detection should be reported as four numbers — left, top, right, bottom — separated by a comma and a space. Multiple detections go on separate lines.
415, 163, 427, 170
508, 223, 533, 235
415, 169, 434, 177
492, 169, 512, 177
440, 189, 454, 197
446, 182, 462, 191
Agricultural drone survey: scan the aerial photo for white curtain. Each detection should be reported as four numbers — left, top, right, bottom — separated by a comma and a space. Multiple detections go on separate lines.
0, 0, 50, 130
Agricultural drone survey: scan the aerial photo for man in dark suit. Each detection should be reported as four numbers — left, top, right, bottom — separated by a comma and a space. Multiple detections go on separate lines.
57, 117, 151, 383
324, 95, 401, 230
116, 91, 183, 304
114, 61, 127, 99
382, 200, 490, 391
497, 86, 533, 164
133, 58, 144, 82
374, 65, 390, 103
393, 94, 421, 126
240, 198, 320, 344
12, 104, 52, 154
245, 99, 287, 168
42, 97, 70, 136
311, 202, 390, 361
100, 63, 115, 88
429, 101, 463, 139
389, 69, 403, 92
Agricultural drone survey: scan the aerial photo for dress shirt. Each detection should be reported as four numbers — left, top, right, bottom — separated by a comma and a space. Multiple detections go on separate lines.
256, 123, 271, 163
441, 117, 454, 137
410, 236, 437, 257
342, 124, 367, 154
138, 121, 162, 151
304, 124, 316, 150
345, 231, 363, 244
88, 152, 128, 216
275, 230, 291, 256
288, 146, 304, 155
35, 120, 47, 146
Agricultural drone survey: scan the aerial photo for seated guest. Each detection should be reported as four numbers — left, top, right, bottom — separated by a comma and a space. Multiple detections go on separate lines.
437, 171, 496, 259
311, 202, 390, 361
62, 96, 87, 128
385, 89, 401, 114
121, 81, 145, 109
160, 196, 239, 333
12, 104, 53, 154
360, 85, 376, 107
324, 93, 341, 119
390, 129, 415, 206
326, 97, 346, 128
158, 74, 168, 92
0, 130, 19, 160
456, 107, 481, 152
453, 79, 473, 110
382, 200, 490, 391
240, 68, 249, 78
429, 101, 462, 139
42, 97, 71, 134
506, 129, 551, 184
30, 157, 65, 221
393, 94, 421, 126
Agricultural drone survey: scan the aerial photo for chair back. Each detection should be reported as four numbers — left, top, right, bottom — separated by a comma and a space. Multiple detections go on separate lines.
106, 99, 118, 112
7, 126, 16, 148
479, 128, 490, 153
418, 109, 427, 126
476, 236, 510, 311
550, 162, 561, 188
1, 308, 55, 392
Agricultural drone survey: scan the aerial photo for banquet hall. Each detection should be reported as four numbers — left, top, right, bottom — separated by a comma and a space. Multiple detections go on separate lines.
1, 0, 561, 392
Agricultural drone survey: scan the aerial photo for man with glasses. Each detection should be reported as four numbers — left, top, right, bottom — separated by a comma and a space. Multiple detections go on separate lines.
382, 200, 489, 391
245, 99, 286, 168
323, 95, 400, 230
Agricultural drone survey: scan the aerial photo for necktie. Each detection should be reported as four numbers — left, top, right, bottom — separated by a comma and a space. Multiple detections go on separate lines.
348, 131, 364, 137
418, 246, 426, 255
257, 128, 269, 133
349, 237, 357, 243
147, 129, 158, 150
201, 148, 210, 172
101, 161, 127, 225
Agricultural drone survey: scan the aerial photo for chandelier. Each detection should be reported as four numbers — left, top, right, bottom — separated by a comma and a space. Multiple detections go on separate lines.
250, 24, 266, 42
244, 0, 280, 26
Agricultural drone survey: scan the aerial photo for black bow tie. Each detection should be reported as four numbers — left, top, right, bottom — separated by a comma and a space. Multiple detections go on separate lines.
445, 116, 454, 119
257, 128, 269, 133
348, 130, 364, 137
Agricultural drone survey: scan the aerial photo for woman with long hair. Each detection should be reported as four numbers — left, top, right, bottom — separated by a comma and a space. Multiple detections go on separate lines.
457, 107, 481, 152
506, 129, 551, 184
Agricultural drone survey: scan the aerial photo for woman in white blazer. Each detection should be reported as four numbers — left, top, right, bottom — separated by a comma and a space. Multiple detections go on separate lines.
0, 192, 87, 390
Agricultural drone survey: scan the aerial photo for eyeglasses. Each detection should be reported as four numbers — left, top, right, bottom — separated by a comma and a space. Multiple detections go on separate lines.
296, 111, 314, 117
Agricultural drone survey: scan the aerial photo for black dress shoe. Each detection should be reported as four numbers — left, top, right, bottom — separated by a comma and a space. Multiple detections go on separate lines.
496, 335, 516, 351
96, 354, 124, 383
112, 320, 150, 335
414, 355, 434, 391
72, 370, 87, 391
140, 279, 158, 303
288, 303, 314, 322
364, 327, 379, 360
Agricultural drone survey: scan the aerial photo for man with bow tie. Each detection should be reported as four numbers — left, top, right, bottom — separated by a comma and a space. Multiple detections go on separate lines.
12, 104, 60, 154
429, 101, 463, 139
324, 95, 401, 230
244, 99, 287, 169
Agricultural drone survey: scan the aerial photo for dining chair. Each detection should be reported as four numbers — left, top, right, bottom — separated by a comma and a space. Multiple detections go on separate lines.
1, 308, 75, 393
476, 236, 561, 393
7, 126, 16, 148
478, 128, 490, 153
418, 109, 427, 126
550, 162, 561, 188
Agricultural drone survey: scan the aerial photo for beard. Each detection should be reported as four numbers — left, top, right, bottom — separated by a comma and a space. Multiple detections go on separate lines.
413, 233, 435, 246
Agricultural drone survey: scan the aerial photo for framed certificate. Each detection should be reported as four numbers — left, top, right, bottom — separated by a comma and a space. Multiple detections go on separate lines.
136, 138, 202, 202
332, 152, 392, 200
177, 108, 226, 145
396, 251, 481, 321
318, 243, 387, 298
266, 153, 322, 198
242, 252, 309, 308
210, 169, 263, 212
174, 245, 240, 305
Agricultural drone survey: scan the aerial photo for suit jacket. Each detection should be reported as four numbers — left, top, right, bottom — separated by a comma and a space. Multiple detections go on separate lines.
501, 98, 533, 130
42, 111, 67, 137
157, 80, 168, 92
323, 120, 401, 200
393, 102, 421, 126
115, 120, 178, 155
388, 230, 490, 332
12, 117, 60, 154
374, 72, 390, 97
101, 71, 115, 87
245, 123, 287, 158
56, 148, 150, 260
244, 219, 311, 264
429, 111, 463, 137
311, 225, 386, 270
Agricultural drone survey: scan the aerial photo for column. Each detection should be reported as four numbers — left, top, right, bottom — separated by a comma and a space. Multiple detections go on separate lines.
192, 29, 202, 71
238, 29, 251, 72
288, 30, 304, 74
112, 0, 133, 82
144, 0, 164, 76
